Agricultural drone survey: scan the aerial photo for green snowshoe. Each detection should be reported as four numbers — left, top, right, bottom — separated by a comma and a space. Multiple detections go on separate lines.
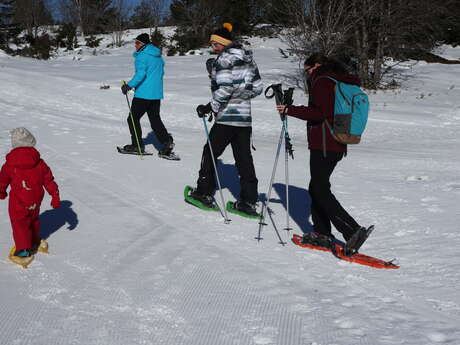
184, 185, 219, 211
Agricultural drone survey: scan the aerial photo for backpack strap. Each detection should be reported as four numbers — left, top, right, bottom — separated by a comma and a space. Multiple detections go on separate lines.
322, 122, 327, 157
312, 76, 338, 157
312, 75, 338, 89
314, 76, 350, 105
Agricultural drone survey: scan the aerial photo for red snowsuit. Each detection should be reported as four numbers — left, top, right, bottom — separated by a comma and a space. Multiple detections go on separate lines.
0, 147, 60, 251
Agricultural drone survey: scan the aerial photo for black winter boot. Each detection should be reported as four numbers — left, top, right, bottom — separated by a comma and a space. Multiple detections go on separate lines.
123, 144, 145, 153
190, 189, 214, 208
301, 232, 333, 249
159, 135, 174, 156
343, 226, 374, 256
233, 201, 259, 217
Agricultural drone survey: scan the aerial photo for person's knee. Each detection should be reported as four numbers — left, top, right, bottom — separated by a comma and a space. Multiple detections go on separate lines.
308, 181, 326, 196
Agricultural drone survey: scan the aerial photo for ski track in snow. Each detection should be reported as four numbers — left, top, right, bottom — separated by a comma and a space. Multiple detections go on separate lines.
1, 36, 460, 345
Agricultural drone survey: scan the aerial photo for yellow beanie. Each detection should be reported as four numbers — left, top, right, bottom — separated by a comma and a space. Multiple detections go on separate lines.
210, 23, 233, 46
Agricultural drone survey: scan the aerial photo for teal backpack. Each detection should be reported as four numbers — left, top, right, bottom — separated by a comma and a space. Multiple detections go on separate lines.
317, 76, 369, 144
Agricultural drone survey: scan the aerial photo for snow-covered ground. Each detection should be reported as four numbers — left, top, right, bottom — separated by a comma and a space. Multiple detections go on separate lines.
1, 32, 459, 345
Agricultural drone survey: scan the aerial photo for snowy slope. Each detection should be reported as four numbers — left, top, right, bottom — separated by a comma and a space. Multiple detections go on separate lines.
0, 34, 459, 345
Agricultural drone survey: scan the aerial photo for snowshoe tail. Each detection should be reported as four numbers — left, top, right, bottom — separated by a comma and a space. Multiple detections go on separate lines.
184, 185, 218, 211
226, 201, 261, 220
292, 234, 399, 269
116, 146, 153, 156
8, 246, 34, 268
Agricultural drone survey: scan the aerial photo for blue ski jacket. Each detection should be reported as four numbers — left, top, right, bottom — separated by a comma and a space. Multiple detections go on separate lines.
127, 44, 164, 100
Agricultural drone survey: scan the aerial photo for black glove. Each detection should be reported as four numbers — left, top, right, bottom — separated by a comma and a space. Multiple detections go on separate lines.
196, 103, 212, 118
121, 84, 132, 95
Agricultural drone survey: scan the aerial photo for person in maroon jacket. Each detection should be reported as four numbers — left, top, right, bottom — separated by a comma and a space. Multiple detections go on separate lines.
0, 128, 60, 258
276, 53, 366, 251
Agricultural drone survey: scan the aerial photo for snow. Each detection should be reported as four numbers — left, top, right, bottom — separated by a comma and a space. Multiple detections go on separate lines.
1, 32, 460, 345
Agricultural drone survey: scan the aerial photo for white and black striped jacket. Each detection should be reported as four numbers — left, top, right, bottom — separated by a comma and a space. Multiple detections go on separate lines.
210, 44, 263, 127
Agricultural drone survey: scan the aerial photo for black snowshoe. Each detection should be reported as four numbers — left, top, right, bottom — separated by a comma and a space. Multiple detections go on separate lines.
158, 137, 180, 160
117, 145, 152, 156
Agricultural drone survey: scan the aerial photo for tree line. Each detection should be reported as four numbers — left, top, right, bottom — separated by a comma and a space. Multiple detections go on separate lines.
0, 0, 168, 58
0, 0, 459, 88
169, 0, 460, 88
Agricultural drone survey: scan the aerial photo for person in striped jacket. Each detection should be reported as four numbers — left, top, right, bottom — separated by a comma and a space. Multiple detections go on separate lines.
191, 23, 263, 216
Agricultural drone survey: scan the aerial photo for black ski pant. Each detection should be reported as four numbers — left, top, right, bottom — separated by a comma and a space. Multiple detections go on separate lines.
308, 150, 360, 241
196, 124, 258, 204
127, 98, 170, 147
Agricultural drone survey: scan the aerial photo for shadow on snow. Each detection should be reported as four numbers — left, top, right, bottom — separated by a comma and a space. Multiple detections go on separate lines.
40, 200, 79, 239
216, 160, 313, 234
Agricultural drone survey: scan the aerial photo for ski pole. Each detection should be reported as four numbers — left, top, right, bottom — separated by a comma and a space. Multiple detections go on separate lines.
283, 115, 294, 236
201, 115, 231, 224
257, 123, 285, 241
280, 88, 295, 236
258, 84, 295, 244
122, 80, 144, 159
265, 197, 286, 246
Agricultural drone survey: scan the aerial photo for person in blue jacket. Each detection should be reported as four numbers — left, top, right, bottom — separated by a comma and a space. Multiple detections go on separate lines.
121, 33, 175, 157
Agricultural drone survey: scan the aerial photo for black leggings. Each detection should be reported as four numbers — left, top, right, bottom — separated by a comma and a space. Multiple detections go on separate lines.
196, 124, 258, 204
127, 98, 170, 146
308, 150, 360, 240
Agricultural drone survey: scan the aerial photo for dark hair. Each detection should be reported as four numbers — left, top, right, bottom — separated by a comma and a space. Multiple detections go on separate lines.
304, 53, 348, 74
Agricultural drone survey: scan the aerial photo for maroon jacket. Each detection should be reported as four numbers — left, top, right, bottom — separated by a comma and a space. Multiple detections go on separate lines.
286, 67, 361, 153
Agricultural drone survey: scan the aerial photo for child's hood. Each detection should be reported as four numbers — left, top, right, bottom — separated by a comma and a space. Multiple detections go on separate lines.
6, 147, 41, 169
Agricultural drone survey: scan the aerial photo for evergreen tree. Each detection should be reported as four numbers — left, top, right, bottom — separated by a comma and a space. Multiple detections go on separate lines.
169, 0, 222, 52
220, 0, 251, 34
436, 0, 460, 46
83, 0, 113, 34
249, 0, 296, 26
0, 0, 15, 25
0, 0, 17, 47
14, 0, 53, 36
130, 0, 156, 29
55, 23, 78, 50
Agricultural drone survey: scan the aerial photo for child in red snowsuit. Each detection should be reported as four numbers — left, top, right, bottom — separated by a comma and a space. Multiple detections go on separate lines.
0, 128, 60, 257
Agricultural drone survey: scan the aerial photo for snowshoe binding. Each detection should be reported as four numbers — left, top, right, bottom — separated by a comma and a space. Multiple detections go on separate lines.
117, 145, 153, 156
158, 137, 180, 160
8, 246, 34, 268
226, 201, 261, 220
184, 185, 218, 211
301, 232, 333, 249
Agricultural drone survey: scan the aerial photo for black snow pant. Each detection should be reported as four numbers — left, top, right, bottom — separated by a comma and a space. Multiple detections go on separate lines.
127, 98, 170, 147
308, 150, 360, 241
196, 123, 258, 204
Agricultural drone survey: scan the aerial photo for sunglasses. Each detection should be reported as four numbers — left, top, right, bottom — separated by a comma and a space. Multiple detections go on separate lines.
210, 42, 220, 48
